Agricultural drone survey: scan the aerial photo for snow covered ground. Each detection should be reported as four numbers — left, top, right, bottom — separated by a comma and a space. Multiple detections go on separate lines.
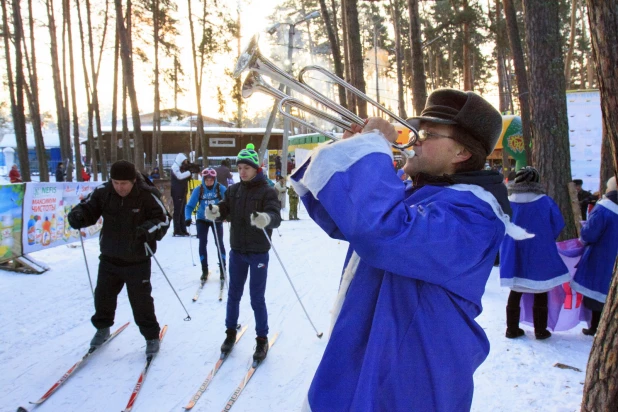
1, 202, 593, 412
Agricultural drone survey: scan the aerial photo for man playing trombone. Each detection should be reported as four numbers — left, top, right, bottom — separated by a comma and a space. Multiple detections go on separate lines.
291, 89, 531, 411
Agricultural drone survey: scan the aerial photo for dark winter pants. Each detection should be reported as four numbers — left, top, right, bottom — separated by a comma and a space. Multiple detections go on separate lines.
196, 220, 226, 274
172, 195, 187, 235
91, 258, 160, 340
226, 250, 269, 337
507, 290, 548, 332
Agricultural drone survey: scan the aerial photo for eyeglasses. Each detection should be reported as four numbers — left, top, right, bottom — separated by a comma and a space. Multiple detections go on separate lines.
201, 168, 216, 177
415, 129, 453, 142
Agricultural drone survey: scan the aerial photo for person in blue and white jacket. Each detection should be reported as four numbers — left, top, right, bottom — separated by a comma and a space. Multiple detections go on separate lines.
500, 166, 569, 340
185, 167, 227, 281
292, 89, 532, 412
571, 176, 618, 336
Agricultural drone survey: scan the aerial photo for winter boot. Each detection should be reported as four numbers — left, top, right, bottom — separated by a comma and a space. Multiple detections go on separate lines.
533, 306, 551, 340
220, 328, 237, 354
583, 310, 602, 336
90, 327, 110, 348
505, 307, 525, 339
145, 338, 160, 356
253, 336, 269, 363
201, 268, 209, 282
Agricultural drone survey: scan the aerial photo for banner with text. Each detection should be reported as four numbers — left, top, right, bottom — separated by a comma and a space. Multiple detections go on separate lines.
22, 182, 103, 254
0, 184, 25, 263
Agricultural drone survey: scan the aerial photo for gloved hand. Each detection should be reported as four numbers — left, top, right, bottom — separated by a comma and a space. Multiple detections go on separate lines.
205, 205, 220, 221
67, 210, 85, 229
185, 218, 192, 227
250, 212, 271, 229
135, 225, 148, 242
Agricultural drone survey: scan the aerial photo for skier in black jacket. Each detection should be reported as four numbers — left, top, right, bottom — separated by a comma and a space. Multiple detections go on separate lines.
68, 160, 170, 356
206, 146, 281, 363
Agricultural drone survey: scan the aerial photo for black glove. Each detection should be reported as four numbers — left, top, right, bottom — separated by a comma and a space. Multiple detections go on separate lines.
185, 218, 192, 227
135, 225, 148, 243
67, 210, 85, 229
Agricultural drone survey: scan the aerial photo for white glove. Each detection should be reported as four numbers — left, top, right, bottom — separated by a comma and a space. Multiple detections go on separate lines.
205, 205, 220, 221
250, 212, 271, 229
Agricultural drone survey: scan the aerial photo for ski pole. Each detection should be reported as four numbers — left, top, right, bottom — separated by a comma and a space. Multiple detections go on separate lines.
257, 219, 323, 338
145, 242, 192, 321
79, 232, 95, 300
209, 219, 229, 292
188, 220, 196, 266
276, 227, 282, 237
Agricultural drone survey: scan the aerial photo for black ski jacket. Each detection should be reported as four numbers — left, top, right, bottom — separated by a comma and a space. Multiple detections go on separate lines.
218, 172, 281, 253
69, 174, 170, 263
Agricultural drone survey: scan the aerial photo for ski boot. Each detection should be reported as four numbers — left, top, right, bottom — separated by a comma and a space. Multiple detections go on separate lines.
145, 338, 160, 356
220, 328, 237, 354
90, 327, 110, 349
253, 336, 269, 363
200, 268, 209, 283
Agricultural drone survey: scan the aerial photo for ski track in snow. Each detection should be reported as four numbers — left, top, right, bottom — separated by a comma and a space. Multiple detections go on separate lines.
1, 202, 592, 411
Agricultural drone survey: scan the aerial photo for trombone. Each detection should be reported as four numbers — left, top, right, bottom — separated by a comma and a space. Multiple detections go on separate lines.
234, 34, 417, 158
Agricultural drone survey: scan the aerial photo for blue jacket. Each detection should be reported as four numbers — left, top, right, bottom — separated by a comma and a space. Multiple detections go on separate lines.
572, 194, 618, 303
291, 133, 529, 412
185, 179, 226, 222
500, 191, 570, 292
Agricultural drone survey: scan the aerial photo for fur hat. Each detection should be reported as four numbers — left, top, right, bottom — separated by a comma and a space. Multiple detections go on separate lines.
406, 88, 503, 156
110, 160, 137, 180
514, 166, 540, 184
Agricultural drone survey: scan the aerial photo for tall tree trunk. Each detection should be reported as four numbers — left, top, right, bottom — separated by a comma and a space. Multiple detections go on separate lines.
407, 0, 427, 115
564, 0, 578, 86
122, 81, 130, 160
76, 0, 98, 181
46, 0, 71, 175
390, 0, 407, 118
61, 0, 73, 181
462, 0, 473, 90
521, 0, 577, 240
64, 0, 84, 181
495, 0, 508, 113
319, 0, 347, 108
341, 0, 353, 111
503, 0, 532, 166
111, 22, 119, 163
581, 2, 618, 407
344, 0, 367, 118
23, 0, 48, 180
187, 0, 206, 163
114, 0, 143, 171
87, 0, 108, 180
152, 0, 161, 170
3, 0, 30, 181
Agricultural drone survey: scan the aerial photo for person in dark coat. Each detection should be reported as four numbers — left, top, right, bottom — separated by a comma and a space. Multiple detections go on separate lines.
573, 179, 598, 220
55, 162, 65, 182
206, 145, 281, 363
275, 155, 282, 178
215, 159, 234, 188
149, 167, 160, 180
67, 160, 170, 356
171, 153, 193, 236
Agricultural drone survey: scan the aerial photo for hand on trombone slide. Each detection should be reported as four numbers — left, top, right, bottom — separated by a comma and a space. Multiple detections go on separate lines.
342, 117, 399, 144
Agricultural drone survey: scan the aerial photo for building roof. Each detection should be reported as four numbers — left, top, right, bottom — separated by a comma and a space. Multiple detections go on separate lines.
0, 131, 61, 149
100, 125, 285, 134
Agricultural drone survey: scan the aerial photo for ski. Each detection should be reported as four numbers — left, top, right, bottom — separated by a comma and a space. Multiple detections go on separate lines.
183, 325, 249, 410
122, 325, 168, 412
192, 271, 211, 302
26, 322, 130, 406
220, 332, 280, 412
